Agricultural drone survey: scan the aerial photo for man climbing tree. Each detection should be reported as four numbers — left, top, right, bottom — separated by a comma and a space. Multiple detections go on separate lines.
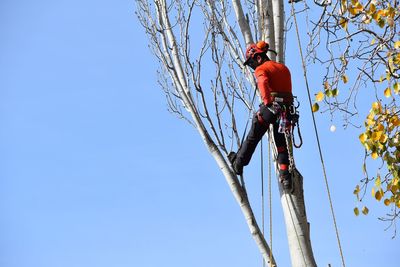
136, 1, 318, 266
229, 41, 294, 190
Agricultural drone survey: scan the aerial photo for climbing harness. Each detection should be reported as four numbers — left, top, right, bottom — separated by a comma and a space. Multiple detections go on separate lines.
267, 96, 303, 175
290, 1, 347, 266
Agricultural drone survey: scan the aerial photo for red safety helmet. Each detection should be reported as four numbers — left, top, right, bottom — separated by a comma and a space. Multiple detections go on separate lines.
244, 41, 269, 66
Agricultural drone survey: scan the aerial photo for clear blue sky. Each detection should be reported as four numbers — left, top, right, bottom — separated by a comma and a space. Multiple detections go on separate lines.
0, 1, 398, 267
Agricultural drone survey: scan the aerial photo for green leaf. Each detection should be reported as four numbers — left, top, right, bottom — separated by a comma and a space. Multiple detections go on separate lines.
377, 18, 385, 28
325, 90, 333, 97
375, 189, 383, 201
354, 207, 360, 216
394, 82, 399, 94
362, 206, 369, 215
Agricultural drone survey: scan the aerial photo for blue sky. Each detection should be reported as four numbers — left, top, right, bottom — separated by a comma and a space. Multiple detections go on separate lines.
0, 1, 399, 267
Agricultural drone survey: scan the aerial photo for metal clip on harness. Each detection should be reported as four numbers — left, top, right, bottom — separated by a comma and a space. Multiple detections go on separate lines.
289, 97, 303, 149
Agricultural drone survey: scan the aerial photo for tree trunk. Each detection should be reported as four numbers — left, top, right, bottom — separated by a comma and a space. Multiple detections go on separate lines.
206, 138, 277, 266
280, 170, 317, 267
269, 127, 317, 267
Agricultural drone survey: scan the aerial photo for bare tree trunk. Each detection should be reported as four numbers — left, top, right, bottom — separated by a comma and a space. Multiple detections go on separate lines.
257, 0, 277, 61
269, 126, 317, 267
280, 171, 317, 267
208, 141, 277, 266
272, 0, 285, 63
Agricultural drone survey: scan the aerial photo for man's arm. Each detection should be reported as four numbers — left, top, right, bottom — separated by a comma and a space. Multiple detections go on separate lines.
255, 69, 271, 105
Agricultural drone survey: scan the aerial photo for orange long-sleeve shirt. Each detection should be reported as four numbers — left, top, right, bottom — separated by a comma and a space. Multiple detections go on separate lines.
254, 60, 292, 105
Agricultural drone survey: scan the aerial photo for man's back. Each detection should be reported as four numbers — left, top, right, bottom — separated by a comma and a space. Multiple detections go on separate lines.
255, 60, 292, 105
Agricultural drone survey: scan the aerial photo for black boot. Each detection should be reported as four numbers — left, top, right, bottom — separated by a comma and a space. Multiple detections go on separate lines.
279, 169, 293, 191
228, 152, 243, 175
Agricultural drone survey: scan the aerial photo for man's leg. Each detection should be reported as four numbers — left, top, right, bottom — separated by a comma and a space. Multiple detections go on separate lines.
232, 113, 269, 174
272, 122, 292, 189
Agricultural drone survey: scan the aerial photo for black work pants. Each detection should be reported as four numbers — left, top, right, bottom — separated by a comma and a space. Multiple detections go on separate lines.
236, 104, 289, 168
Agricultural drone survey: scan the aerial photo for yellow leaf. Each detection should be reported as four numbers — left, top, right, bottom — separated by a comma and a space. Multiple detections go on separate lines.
364, 141, 372, 151
391, 115, 400, 126
362, 206, 369, 215
391, 184, 399, 194
367, 112, 375, 120
354, 185, 360, 195
377, 142, 384, 150
371, 152, 379, 159
380, 133, 388, 143
375, 189, 383, 201
373, 11, 381, 21
377, 9, 386, 17
365, 119, 374, 126
376, 123, 384, 131
371, 187, 375, 197
349, 6, 358, 15
384, 199, 391, 206
342, 75, 348, 83
354, 2, 363, 10
394, 82, 400, 94
394, 54, 400, 65
372, 101, 382, 113
312, 103, 319, 112
340, 18, 348, 30
396, 200, 400, 209
384, 87, 392, 98
371, 38, 376, 45
316, 91, 324, 102
375, 175, 381, 187
359, 133, 368, 143
369, 3, 376, 14
354, 207, 360, 216
371, 131, 382, 141
395, 41, 400, 49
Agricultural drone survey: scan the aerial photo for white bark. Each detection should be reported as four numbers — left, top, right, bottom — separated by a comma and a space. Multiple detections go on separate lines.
209, 143, 277, 266
257, 0, 277, 61
272, 0, 285, 63
231, 0, 254, 45
269, 129, 317, 267
280, 171, 317, 267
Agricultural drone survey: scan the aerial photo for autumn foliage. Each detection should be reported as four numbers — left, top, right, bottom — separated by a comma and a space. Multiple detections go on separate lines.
307, 0, 400, 228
